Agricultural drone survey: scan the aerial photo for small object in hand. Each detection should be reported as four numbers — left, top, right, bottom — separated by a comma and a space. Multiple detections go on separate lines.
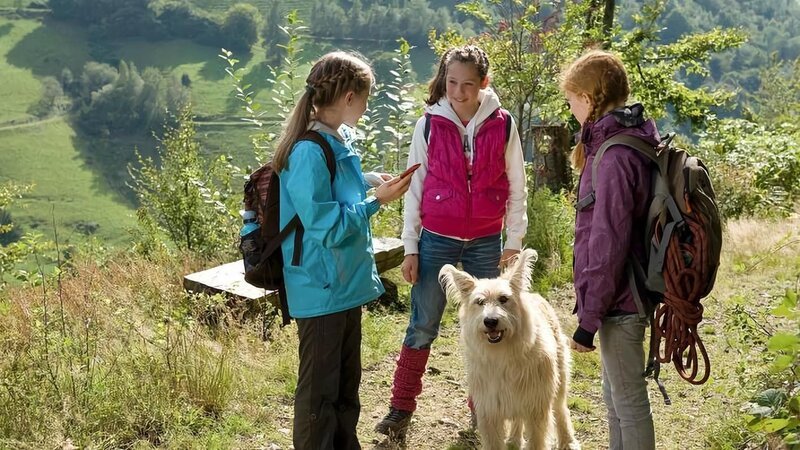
399, 163, 422, 179
363, 172, 385, 187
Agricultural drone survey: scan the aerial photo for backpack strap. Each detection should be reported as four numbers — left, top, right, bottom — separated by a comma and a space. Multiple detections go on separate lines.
576, 134, 659, 211
501, 108, 513, 143
297, 130, 337, 182
424, 112, 432, 143
424, 108, 512, 144
286, 130, 337, 266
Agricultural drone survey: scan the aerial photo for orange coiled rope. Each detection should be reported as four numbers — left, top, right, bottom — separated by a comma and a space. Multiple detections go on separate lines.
651, 210, 712, 385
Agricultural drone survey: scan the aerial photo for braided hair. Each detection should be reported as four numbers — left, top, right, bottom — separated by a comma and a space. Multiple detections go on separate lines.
559, 49, 630, 172
273, 51, 374, 172
426, 44, 490, 106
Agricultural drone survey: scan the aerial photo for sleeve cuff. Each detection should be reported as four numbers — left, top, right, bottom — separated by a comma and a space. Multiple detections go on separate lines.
365, 195, 381, 217
573, 326, 596, 349
403, 240, 419, 255
503, 235, 524, 251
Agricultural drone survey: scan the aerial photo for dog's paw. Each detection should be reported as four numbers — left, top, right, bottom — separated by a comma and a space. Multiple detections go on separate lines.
556, 442, 581, 450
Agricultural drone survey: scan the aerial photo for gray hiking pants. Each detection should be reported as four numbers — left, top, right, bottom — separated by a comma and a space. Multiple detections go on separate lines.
599, 314, 656, 450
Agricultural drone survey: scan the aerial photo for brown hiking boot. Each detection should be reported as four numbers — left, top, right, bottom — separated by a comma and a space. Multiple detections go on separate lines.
374, 407, 413, 437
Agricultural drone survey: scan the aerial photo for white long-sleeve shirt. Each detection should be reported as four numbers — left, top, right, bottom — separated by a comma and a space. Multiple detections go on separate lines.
401, 88, 528, 255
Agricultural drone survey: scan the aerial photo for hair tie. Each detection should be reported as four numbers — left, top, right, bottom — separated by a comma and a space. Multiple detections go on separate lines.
305, 84, 315, 96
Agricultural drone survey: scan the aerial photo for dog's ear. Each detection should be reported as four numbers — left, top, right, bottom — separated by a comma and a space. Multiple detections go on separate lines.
505, 248, 538, 295
439, 264, 475, 304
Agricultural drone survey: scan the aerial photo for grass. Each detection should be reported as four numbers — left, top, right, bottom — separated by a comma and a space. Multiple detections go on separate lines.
0, 214, 798, 448
0, 17, 60, 123
0, 118, 137, 248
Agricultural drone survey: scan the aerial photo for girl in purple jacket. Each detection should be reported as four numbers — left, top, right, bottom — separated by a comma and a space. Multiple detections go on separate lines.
375, 45, 528, 438
562, 50, 659, 450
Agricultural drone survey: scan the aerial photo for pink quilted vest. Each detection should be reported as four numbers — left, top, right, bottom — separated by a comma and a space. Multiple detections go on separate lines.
421, 109, 509, 239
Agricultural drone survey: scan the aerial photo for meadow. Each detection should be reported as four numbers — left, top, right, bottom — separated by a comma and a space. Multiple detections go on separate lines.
0, 10, 436, 252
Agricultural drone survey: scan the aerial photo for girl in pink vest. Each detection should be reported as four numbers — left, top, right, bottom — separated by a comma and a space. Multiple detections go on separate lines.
375, 45, 528, 438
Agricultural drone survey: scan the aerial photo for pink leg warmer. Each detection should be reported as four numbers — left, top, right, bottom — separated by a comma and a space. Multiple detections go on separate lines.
389, 345, 430, 412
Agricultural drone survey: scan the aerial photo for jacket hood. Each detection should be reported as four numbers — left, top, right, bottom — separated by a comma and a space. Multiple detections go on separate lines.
582, 103, 661, 155
425, 88, 503, 130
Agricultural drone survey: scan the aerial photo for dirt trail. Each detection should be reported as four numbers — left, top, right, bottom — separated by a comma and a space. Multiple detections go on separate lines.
0, 114, 64, 133
354, 288, 612, 450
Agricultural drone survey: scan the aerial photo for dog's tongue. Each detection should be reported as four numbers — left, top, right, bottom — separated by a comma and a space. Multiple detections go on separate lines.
488, 330, 502, 340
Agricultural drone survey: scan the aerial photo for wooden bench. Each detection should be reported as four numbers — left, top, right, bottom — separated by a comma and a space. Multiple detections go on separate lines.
183, 237, 405, 306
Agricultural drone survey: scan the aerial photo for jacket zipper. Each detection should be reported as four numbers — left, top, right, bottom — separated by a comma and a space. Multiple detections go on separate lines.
464, 133, 472, 237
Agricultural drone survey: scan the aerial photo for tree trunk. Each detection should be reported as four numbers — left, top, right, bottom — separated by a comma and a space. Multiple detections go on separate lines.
603, 0, 615, 47
530, 124, 573, 192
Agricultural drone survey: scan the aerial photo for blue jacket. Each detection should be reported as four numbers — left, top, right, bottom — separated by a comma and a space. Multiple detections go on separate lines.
278, 128, 383, 318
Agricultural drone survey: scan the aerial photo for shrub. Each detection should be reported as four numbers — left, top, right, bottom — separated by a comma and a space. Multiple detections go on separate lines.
128, 108, 240, 259
694, 119, 800, 219
523, 177, 575, 293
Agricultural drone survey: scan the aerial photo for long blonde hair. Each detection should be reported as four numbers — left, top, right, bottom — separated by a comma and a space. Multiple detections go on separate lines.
425, 45, 490, 106
559, 49, 630, 172
273, 51, 374, 172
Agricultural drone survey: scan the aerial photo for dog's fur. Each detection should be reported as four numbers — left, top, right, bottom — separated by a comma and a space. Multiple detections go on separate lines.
439, 249, 580, 450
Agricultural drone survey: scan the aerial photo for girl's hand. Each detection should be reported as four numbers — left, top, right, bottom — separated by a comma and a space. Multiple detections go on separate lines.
374, 175, 412, 205
570, 339, 596, 353
499, 249, 519, 269
401, 254, 419, 284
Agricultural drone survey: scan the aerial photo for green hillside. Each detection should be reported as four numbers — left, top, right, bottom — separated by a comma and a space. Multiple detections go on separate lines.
0, 0, 797, 255
0, 118, 136, 248
0, 16, 90, 123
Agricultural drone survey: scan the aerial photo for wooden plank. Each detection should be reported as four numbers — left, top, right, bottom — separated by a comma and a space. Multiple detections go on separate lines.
183, 237, 405, 302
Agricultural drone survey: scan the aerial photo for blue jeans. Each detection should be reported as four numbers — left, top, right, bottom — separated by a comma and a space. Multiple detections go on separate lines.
403, 229, 502, 350
599, 314, 655, 450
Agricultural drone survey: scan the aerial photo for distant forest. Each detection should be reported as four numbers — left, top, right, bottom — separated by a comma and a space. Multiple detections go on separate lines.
44, 0, 800, 126
619, 0, 800, 94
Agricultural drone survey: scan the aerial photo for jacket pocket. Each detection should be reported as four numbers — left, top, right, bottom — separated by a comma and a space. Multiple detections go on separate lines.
287, 240, 333, 290
471, 188, 508, 218
422, 187, 454, 216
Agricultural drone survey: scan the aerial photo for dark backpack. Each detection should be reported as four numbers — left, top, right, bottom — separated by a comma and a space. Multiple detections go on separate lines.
423, 108, 513, 144
578, 132, 722, 402
240, 130, 336, 326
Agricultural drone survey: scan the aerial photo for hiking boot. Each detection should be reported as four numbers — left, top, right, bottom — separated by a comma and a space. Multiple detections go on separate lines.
374, 407, 413, 437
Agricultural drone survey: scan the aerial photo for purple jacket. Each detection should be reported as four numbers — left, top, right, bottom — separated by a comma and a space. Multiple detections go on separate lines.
421, 109, 509, 239
572, 106, 660, 348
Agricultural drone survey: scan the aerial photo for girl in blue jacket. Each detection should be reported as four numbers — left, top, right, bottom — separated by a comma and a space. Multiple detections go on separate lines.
273, 51, 411, 450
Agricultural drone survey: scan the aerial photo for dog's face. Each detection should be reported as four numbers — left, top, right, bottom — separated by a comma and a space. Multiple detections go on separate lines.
439, 249, 538, 345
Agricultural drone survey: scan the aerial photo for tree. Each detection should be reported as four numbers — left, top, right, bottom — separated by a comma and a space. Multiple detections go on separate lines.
748, 56, 800, 127
79, 61, 118, 101
220, 3, 261, 53
615, 0, 746, 129
432, 0, 591, 153
128, 108, 239, 258
34, 77, 64, 117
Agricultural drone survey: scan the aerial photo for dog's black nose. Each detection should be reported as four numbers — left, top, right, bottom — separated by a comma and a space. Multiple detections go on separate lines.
483, 318, 499, 329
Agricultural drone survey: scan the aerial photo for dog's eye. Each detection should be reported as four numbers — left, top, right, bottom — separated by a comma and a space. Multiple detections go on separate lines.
475, 298, 485, 306
498, 296, 509, 304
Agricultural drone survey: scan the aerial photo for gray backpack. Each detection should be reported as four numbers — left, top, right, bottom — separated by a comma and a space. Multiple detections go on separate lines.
580, 132, 722, 401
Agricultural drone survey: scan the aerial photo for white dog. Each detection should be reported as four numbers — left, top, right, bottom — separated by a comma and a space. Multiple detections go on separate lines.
439, 249, 580, 450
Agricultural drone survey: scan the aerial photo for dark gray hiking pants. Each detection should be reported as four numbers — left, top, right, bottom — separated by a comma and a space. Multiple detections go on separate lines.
293, 306, 362, 450
599, 314, 656, 450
